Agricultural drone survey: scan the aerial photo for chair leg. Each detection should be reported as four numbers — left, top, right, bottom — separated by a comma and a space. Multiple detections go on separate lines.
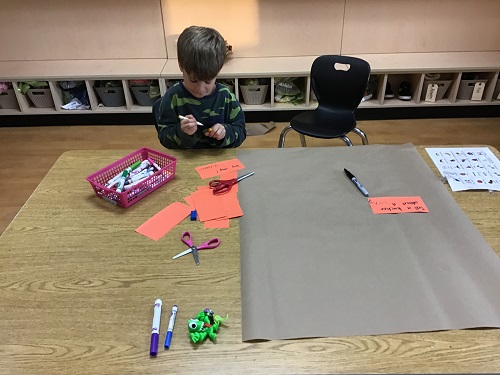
278, 125, 293, 148
341, 136, 353, 146
299, 134, 307, 147
352, 127, 369, 145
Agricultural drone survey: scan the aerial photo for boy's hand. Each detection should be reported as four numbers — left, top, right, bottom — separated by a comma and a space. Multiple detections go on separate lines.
179, 115, 198, 136
205, 123, 226, 141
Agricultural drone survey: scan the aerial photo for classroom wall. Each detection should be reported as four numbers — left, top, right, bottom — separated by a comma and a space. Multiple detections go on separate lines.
161, 0, 345, 58
0, 0, 166, 60
341, 0, 500, 54
0, 0, 499, 62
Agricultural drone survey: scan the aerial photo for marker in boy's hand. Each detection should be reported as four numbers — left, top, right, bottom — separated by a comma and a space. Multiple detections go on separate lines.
179, 114, 199, 136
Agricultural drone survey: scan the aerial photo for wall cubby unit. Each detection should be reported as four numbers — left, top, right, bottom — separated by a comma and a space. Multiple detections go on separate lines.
1, 52, 499, 117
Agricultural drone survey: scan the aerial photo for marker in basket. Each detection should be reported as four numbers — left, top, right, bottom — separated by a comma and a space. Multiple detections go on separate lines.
115, 170, 130, 193
128, 169, 154, 184
124, 178, 149, 191
147, 158, 162, 172
178, 115, 204, 127
106, 160, 142, 187
129, 160, 151, 176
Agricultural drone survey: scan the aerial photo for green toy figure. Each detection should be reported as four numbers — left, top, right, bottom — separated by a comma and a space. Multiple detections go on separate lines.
188, 308, 228, 344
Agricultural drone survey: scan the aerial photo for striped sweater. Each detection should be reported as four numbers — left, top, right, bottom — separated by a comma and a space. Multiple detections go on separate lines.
155, 82, 246, 149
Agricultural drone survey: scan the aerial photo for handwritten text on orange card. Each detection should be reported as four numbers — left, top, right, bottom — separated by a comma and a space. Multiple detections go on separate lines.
368, 196, 429, 214
196, 158, 245, 179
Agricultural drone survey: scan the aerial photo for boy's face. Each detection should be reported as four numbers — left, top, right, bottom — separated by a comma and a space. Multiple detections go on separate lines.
181, 69, 216, 98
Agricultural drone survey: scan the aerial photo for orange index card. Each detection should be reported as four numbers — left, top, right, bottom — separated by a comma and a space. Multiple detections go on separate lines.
219, 171, 238, 179
183, 195, 195, 210
204, 217, 230, 229
196, 158, 245, 179
136, 202, 192, 240
368, 196, 429, 214
218, 191, 243, 218
190, 189, 227, 222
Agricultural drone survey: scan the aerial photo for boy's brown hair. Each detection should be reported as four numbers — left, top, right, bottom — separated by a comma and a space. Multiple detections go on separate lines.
177, 26, 227, 81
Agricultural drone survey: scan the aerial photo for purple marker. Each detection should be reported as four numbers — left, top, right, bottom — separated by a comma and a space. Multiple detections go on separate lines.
150, 299, 162, 357
147, 158, 162, 172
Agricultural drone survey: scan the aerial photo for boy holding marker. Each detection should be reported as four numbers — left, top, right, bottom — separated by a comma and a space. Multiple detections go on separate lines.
154, 26, 246, 149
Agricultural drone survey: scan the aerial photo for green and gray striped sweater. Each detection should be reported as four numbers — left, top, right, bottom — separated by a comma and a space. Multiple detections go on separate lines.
155, 82, 246, 149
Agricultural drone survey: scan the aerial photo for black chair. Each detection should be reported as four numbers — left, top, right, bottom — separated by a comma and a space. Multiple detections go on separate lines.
278, 55, 370, 147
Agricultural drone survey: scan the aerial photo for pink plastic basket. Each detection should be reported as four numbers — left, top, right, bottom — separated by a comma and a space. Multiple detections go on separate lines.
86, 148, 177, 208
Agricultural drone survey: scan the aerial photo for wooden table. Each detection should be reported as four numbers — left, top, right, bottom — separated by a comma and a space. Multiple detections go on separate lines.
0, 147, 499, 374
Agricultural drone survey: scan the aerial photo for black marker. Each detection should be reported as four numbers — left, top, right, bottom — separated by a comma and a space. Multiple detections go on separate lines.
344, 168, 369, 197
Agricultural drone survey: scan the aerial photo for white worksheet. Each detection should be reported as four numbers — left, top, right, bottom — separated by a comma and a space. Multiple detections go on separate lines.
426, 147, 500, 191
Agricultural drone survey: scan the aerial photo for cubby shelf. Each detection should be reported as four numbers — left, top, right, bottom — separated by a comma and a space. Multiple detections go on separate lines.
1, 52, 499, 115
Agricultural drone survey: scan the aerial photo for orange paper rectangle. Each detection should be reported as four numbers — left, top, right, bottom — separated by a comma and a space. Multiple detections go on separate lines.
183, 195, 196, 210
196, 158, 245, 179
135, 202, 192, 240
368, 196, 429, 214
190, 189, 227, 222
217, 191, 243, 218
204, 217, 230, 229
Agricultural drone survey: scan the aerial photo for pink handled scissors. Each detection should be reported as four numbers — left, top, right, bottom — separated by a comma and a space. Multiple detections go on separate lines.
172, 231, 221, 266
209, 171, 255, 195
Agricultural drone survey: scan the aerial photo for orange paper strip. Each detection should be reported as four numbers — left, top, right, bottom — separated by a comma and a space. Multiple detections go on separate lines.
135, 202, 192, 240
196, 158, 245, 179
368, 196, 429, 214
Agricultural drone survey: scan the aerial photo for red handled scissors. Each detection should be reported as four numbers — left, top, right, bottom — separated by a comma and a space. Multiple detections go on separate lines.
209, 171, 255, 195
172, 231, 220, 266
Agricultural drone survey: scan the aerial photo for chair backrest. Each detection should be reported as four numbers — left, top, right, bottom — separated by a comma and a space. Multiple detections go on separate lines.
311, 55, 371, 111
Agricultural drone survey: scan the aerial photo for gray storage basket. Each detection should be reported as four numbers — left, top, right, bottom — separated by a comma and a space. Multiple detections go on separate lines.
0, 89, 19, 109
240, 84, 269, 105
421, 80, 452, 100
457, 79, 488, 100
493, 79, 500, 101
27, 88, 54, 108
95, 86, 126, 107
130, 86, 158, 106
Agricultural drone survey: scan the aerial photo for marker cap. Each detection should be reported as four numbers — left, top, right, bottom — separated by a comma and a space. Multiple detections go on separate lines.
150, 333, 159, 356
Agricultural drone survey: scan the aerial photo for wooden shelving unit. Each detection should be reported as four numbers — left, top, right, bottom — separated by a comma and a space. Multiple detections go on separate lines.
1, 53, 499, 115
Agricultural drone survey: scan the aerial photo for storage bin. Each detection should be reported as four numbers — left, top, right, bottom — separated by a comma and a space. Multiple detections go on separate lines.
0, 89, 19, 109
240, 84, 269, 105
457, 79, 488, 100
27, 88, 54, 108
493, 79, 500, 101
421, 80, 452, 100
130, 86, 159, 106
94, 85, 126, 107
86, 148, 177, 208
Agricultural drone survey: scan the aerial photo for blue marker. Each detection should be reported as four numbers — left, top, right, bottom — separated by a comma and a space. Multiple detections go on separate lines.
164, 305, 178, 349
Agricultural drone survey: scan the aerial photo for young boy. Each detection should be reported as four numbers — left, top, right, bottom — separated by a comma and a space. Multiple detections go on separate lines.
155, 26, 246, 149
